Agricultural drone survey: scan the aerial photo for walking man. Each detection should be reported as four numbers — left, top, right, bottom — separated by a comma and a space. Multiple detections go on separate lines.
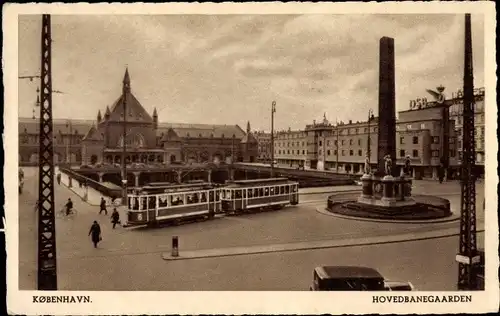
88, 221, 102, 248
99, 197, 108, 215
65, 198, 73, 216
56, 173, 61, 185
111, 208, 121, 229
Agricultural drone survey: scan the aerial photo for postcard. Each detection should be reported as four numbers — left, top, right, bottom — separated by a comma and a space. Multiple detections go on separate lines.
4, 2, 498, 315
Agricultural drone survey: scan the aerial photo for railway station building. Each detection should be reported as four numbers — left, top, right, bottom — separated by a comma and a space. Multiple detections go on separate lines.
18, 69, 258, 166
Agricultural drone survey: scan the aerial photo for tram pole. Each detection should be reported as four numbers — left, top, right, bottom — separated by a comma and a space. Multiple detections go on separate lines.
336, 118, 339, 173
367, 109, 373, 168
456, 13, 480, 290
121, 70, 128, 205
37, 14, 58, 290
271, 101, 276, 177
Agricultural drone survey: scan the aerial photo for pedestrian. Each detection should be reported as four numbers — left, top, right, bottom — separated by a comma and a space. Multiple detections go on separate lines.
88, 221, 102, 248
99, 197, 108, 215
111, 208, 121, 229
65, 198, 73, 216
56, 173, 61, 185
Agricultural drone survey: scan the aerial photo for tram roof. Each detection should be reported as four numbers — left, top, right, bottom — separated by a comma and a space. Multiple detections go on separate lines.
146, 181, 211, 188
226, 178, 295, 187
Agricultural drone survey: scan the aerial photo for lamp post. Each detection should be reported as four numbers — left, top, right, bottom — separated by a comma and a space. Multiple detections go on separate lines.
121, 86, 128, 205
367, 109, 374, 166
65, 120, 72, 165
271, 101, 276, 177
336, 118, 339, 173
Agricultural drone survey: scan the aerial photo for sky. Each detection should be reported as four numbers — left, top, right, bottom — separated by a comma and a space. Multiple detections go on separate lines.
18, 14, 485, 131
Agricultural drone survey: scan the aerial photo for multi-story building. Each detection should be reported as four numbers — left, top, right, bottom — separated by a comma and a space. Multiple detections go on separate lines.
273, 87, 477, 180
449, 87, 485, 174
19, 69, 258, 166
253, 130, 272, 162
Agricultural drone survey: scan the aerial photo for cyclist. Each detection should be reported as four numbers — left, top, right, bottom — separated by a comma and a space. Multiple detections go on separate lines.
65, 198, 73, 216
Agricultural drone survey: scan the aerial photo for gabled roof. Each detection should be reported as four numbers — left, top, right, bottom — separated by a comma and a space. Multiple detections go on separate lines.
82, 125, 104, 141
107, 92, 153, 123
240, 132, 258, 144
160, 128, 182, 142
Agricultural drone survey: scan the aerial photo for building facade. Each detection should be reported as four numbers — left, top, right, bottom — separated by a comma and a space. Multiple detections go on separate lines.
19, 69, 258, 166
448, 87, 485, 168
273, 86, 488, 180
253, 131, 272, 162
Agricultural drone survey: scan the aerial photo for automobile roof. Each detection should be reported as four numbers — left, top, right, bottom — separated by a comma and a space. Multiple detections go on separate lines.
315, 266, 384, 280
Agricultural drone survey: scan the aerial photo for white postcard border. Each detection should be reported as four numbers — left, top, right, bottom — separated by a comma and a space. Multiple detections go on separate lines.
4, 2, 499, 315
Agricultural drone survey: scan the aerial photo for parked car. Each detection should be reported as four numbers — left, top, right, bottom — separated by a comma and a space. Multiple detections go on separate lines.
309, 266, 414, 291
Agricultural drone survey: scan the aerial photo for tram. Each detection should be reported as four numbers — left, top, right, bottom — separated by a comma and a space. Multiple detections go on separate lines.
220, 178, 299, 213
126, 182, 221, 227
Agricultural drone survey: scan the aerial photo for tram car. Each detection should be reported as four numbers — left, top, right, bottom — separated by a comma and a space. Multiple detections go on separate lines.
126, 182, 221, 227
220, 178, 299, 214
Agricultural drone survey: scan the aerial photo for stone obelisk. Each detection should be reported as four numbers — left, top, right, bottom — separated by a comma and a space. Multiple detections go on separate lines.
377, 37, 397, 176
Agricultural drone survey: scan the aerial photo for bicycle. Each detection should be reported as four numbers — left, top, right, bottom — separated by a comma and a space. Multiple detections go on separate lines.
56, 207, 78, 219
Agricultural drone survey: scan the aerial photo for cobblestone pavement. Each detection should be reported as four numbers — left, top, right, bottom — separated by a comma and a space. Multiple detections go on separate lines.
18, 167, 485, 291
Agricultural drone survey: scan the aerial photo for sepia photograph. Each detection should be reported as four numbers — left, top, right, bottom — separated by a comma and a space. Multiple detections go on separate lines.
5, 2, 498, 315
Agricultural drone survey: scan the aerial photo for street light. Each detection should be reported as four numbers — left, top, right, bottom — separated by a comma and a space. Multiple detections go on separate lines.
271, 101, 276, 177
336, 118, 339, 173
367, 109, 374, 167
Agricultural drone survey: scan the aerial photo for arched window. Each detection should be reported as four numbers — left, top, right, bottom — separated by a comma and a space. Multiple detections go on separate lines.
118, 133, 145, 148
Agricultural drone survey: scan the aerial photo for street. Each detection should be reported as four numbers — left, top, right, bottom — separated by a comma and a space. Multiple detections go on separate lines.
18, 167, 485, 291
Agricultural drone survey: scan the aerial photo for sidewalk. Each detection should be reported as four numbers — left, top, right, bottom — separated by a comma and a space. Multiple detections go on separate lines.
162, 226, 483, 261
299, 185, 361, 195
57, 167, 121, 206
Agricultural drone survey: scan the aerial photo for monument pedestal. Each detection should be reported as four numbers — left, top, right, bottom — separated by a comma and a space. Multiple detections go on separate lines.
357, 174, 416, 208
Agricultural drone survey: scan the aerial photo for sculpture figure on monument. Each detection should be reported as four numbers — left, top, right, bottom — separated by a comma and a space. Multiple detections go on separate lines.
364, 155, 371, 175
384, 155, 392, 176
404, 155, 411, 176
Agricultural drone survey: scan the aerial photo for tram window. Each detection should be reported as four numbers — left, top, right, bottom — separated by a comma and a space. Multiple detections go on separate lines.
275, 186, 279, 195
254, 188, 258, 197
216, 191, 220, 201
270, 187, 274, 195
159, 195, 168, 208
187, 194, 194, 204
248, 189, 253, 198
264, 187, 269, 196
133, 197, 140, 210
148, 197, 156, 209
243, 190, 247, 198
293, 185, 298, 192
280, 186, 284, 194
171, 195, 183, 206
285, 186, 290, 194
128, 197, 132, 208
235, 190, 242, 199
193, 193, 200, 203
200, 192, 207, 202
259, 188, 264, 196
209, 191, 214, 202
141, 198, 147, 210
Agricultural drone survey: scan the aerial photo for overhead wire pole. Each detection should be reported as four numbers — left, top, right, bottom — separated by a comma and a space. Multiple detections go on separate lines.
456, 13, 480, 291
271, 101, 276, 177
336, 118, 339, 173
37, 14, 57, 290
121, 74, 128, 205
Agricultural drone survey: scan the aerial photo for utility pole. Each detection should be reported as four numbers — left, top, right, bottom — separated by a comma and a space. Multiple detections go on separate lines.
37, 14, 57, 290
121, 71, 129, 205
65, 120, 72, 164
336, 119, 339, 173
271, 101, 276, 177
456, 13, 480, 291
367, 109, 373, 166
